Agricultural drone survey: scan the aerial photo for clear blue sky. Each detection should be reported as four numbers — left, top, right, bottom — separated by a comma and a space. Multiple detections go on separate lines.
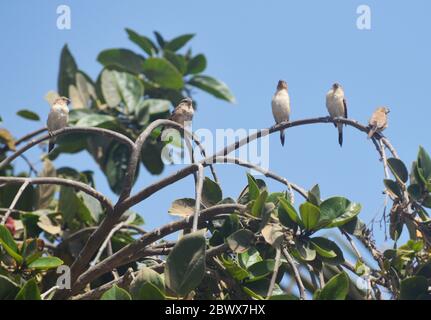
1, 0, 430, 248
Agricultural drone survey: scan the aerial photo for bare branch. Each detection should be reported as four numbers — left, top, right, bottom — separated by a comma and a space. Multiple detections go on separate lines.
0, 127, 135, 170
193, 164, 204, 232
282, 247, 306, 300
0, 177, 114, 213
1, 180, 29, 224
267, 247, 282, 297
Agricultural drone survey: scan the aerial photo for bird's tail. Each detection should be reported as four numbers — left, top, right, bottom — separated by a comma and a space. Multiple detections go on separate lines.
367, 126, 377, 139
280, 129, 285, 146
48, 139, 55, 153
338, 124, 343, 147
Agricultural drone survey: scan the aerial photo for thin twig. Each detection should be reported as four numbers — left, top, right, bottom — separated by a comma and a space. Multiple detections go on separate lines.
1, 180, 29, 224
193, 164, 204, 232
282, 247, 306, 300
41, 285, 60, 300
90, 222, 126, 267
267, 247, 282, 297
341, 230, 363, 261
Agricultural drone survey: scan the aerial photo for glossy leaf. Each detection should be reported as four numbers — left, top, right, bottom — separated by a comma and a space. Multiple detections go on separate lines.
202, 177, 223, 207
384, 179, 403, 199
186, 54, 207, 74
308, 184, 321, 206
0, 225, 22, 263
246, 174, 260, 201
227, 229, 254, 253
299, 202, 320, 230
278, 197, 301, 225
165, 34, 195, 52
16, 109, 40, 121
319, 197, 361, 228
261, 224, 283, 247
28, 256, 64, 270
418, 146, 431, 180
387, 158, 408, 183
0, 276, 20, 300
310, 237, 344, 265
251, 190, 268, 217
130, 267, 165, 300
317, 272, 349, 300
126, 28, 157, 56
142, 58, 184, 90
58, 44, 78, 97
165, 231, 206, 296
101, 285, 131, 300
189, 75, 235, 103
15, 279, 41, 300
97, 48, 144, 74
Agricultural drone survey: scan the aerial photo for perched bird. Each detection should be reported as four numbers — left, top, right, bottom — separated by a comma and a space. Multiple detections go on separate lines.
169, 97, 194, 126
326, 83, 348, 147
271, 80, 291, 146
368, 106, 390, 139
47, 97, 70, 153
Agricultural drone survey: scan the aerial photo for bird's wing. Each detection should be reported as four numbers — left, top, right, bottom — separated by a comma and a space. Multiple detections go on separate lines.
343, 98, 348, 119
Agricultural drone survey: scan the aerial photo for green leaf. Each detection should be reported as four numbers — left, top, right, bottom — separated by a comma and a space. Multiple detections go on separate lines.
299, 202, 320, 230
75, 114, 117, 128
221, 255, 249, 281
294, 239, 316, 261
142, 57, 184, 90
0, 225, 22, 263
97, 48, 144, 74
134, 99, 171, 125
387, 158, 409, 183
400, 276, 430, 300
384, 179, 403, 199
163, 50, 187, 74
248, 259, 275, 280
418, 146, 431, 180
125, 28, 157, 56
165, 231, 206, 296
308, 184, 321, 206
340, 217, 366, 237
227, 229, 254, 253
317, 272, 349, 300
246, 174, 260, 201
168, 198, 195, 217
202, 177, 223, 207
58, 44, 78, 97
100, 69, 144, 112
130, 267, 165, 300
310, 237, 344, 265
101, 285, 131, 300
251, 190, 268, 217
0, 276, 20, 299
153, 31, 166, 48
15, 279, 41, 300
105, 143, 139, 195
165, 34, 195, 52
261, 223, 284, 247
186, 54, 207, 75
16, 109, 40, 121
0, 128, 15, 151
189, 75, 235, 103
141, 142, 164, 175
319, 197, 361, 228
278, 197, 301, 225
27, 256, 63, 270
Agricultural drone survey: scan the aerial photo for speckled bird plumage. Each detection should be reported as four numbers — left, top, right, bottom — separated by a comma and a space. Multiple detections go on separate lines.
169, 97, 194, 126
271, 80, 291, 146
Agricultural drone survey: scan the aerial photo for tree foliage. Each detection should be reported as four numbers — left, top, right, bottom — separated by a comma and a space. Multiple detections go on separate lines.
0, 29, 430, 301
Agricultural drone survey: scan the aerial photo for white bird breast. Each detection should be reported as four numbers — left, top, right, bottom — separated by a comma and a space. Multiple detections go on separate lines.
272, 91, 291, 124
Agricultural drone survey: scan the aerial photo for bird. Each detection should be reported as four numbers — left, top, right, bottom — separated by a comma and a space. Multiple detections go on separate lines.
160, 97, 194, 143
169, 97, 194, 126
271, 80, 291, 146
326, 83, 348, 147
47, 96, 70, 153
368, 106, 390, 139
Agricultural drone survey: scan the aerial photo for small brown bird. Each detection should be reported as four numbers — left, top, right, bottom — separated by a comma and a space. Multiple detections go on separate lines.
368, 106, 390, 139
169, 97, 194, 126
47, 97, 70, 152
271, 80, 291, 146
326, 83, 348, 147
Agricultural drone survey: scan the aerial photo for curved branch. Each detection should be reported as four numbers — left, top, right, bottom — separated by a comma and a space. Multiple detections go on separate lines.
68, 204, 246, 296
0, 127, 135, 170
0, 177, 113, 213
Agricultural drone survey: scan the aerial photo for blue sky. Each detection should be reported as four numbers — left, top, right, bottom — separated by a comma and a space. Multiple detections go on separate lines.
1, 0, 430, 248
